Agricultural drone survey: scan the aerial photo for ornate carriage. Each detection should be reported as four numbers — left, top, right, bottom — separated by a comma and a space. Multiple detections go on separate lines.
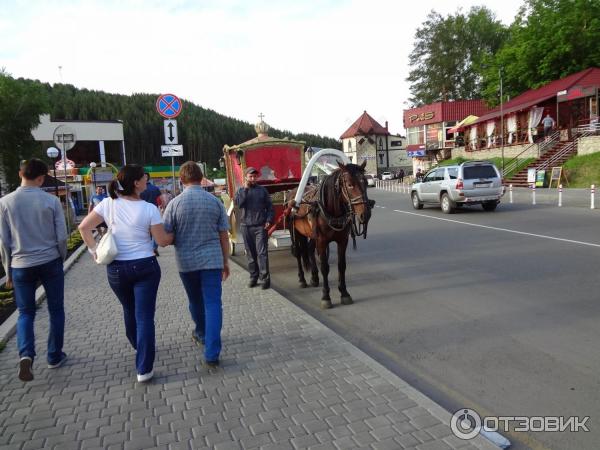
220, 118, 306, 255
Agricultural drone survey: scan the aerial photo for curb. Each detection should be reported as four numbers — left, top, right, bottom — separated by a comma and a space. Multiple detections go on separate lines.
0, 242, 88, 347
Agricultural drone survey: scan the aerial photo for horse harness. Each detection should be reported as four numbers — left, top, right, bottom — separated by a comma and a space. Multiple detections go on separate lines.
296, 170, 370, 240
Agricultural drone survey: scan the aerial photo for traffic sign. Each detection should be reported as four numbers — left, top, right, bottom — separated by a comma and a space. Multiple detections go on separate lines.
164, 120, 178, 144
156, 93, 182, 118
53, 125, 77, 151
161, 144, 183, 157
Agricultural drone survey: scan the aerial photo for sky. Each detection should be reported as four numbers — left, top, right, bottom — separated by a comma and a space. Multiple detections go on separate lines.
1, 0, 524, 139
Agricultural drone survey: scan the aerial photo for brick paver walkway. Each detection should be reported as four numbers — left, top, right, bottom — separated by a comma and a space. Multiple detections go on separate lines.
0, 247, 497, 449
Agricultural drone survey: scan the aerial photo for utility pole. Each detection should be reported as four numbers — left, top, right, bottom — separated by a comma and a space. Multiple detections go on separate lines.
500, 68, 504, 176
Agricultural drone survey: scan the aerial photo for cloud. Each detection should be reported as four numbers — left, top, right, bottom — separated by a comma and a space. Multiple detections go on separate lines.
1, 0, 523, 138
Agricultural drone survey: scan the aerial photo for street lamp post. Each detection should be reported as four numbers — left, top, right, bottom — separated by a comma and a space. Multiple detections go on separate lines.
499, 68, 505, 176
46, 147, 60, 197
90, 162, 97, 192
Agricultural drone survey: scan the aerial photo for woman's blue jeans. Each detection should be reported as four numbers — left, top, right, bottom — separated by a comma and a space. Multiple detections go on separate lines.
107, 257, 161, 375
179, 269, 222, 362
12, 257, 65, 365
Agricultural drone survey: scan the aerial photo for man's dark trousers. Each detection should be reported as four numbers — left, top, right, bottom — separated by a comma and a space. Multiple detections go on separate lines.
241, 225, 269, 283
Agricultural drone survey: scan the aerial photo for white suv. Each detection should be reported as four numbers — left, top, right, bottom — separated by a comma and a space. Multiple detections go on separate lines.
381, 171, 393, 180
410, 161, 504, 213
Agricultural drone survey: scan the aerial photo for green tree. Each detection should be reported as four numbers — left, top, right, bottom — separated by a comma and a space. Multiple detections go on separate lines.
0, 71, 49, 192
407, 7, 508, 106
481, 0, 600, 105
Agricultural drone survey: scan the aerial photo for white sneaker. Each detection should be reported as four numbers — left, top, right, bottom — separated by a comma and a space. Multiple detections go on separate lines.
137, 370, 154, 383
48, 353, 68, 369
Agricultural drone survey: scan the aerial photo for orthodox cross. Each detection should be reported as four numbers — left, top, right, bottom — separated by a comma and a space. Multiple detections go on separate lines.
258, 112, 265, 121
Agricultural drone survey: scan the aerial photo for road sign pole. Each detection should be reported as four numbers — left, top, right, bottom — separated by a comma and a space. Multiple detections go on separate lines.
61, 137, 71, 232
172, 156, 176, 194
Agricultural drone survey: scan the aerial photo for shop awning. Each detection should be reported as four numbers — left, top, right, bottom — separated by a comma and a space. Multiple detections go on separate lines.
448, 115, 479, 134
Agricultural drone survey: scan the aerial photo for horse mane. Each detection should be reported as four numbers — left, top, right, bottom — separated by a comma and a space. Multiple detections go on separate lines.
321, 169, 344, 217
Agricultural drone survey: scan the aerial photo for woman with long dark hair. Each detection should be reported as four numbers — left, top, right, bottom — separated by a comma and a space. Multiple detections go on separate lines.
79, 165, 172, 382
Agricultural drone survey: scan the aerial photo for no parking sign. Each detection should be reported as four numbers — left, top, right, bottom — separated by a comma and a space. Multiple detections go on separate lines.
156, 93, 182, 119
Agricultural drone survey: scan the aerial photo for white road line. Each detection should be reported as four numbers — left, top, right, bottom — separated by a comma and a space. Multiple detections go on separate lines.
391, 209, 600, 248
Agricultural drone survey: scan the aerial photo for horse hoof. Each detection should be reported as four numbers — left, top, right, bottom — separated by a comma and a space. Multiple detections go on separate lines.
299, 281, 307, 288
321, 300, 333, 309
310, 280, 319, 287
341, 296, 354, 305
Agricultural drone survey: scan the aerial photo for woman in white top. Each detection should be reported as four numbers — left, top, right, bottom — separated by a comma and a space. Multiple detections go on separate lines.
79, 165, 172, 383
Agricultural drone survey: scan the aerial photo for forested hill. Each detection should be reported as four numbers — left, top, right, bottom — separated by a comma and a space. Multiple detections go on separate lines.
16, 77, 341, 166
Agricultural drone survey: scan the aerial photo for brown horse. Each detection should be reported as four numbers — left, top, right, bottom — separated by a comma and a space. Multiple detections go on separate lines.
288, 160, 374, 309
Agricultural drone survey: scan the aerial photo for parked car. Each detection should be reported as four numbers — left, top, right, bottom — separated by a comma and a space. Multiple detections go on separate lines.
364, 174, 375, 187
381, 171, 393, 180
410, 161, 504, 214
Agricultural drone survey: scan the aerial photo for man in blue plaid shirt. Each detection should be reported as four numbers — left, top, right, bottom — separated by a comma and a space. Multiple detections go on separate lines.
162, 161, 230, 367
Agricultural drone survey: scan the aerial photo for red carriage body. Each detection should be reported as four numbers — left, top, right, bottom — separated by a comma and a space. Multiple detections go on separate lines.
221, 122, 305, 253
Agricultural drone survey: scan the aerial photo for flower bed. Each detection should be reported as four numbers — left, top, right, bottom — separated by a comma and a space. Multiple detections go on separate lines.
0, 230, 84, 328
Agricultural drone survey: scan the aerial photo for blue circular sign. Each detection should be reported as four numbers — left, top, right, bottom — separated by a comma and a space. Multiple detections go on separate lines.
156, 93, 182, 118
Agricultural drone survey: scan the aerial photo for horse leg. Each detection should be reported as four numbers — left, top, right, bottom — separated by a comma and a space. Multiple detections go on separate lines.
296, 250, 307, 288
294, 234, 308, 288
337, 236, 353, 305
317, 239, 332, 309
308, 239, 319, 287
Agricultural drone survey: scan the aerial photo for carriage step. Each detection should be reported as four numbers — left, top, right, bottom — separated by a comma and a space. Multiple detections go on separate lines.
269, 230, 292, 249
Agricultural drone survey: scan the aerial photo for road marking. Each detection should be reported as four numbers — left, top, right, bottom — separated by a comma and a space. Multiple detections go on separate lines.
392, 209, 600, 248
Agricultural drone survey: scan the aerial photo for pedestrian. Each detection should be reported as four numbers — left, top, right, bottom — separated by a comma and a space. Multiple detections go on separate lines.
542, 114, 556, 139
78, 164, 172, 383
415, 168, 424, 182
162, 161, 230, 367
140, 173, 161, 205
158, 189, 173, 216
398, 168, 405, 184
0, 158, 68, 381
234, 167, 274, 289
89, 186, 108, 236
140, 172, 161, 256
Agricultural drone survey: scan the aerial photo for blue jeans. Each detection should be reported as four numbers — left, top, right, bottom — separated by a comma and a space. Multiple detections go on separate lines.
179, 269, 222, 362
12, 257, 65, 365
107, 257, 161, 375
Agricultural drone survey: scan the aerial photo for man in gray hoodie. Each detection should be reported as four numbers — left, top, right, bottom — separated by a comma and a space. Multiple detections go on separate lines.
0, 158, 68, 381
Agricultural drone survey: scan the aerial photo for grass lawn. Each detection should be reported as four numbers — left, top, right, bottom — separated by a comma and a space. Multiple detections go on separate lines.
564, 152, 600, 188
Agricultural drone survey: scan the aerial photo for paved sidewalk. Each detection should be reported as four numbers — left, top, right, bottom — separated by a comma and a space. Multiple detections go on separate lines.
0, 247, 497, 450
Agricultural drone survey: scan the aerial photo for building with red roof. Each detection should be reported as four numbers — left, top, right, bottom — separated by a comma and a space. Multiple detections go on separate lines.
340, 111, 409, 175
462, 67, 600, 152
402, 100, 491, 172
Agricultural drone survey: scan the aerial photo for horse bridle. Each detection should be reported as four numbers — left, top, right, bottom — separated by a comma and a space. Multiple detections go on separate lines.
336, 170, 372, 239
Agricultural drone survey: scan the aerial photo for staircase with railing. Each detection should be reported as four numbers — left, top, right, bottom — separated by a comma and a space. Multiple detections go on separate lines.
504, 125, 599, 187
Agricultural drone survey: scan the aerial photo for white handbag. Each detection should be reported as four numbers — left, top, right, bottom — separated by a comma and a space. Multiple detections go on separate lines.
95, 198, 118, 265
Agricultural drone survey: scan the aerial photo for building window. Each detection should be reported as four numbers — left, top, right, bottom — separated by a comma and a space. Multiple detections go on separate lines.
408, 126, 425, 145
348, 140, 352, 151
426, 123, 442, 150
390, 140, 403, 147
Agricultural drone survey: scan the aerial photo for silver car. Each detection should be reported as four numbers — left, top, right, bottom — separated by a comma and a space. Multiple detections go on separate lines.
411, 161, 504, 213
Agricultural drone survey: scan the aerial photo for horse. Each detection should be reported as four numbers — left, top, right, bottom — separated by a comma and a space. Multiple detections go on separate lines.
287, 160, 374, 309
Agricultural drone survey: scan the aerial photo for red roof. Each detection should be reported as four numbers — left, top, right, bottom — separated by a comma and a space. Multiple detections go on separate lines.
474, 67, 600, 124
340, 111, 390, 139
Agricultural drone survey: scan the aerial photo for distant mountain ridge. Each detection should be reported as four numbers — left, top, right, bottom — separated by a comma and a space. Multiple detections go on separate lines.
18, 77, 341, 167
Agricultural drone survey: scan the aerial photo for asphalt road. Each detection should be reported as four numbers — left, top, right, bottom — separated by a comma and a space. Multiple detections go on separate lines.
234, 189, 600, 450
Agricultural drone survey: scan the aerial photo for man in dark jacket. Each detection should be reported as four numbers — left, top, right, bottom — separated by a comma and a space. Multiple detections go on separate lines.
234, 167, 274, 289
140, 172, 161, 205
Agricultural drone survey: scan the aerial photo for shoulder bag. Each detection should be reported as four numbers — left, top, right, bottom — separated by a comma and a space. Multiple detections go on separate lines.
95, 198, 118, 265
